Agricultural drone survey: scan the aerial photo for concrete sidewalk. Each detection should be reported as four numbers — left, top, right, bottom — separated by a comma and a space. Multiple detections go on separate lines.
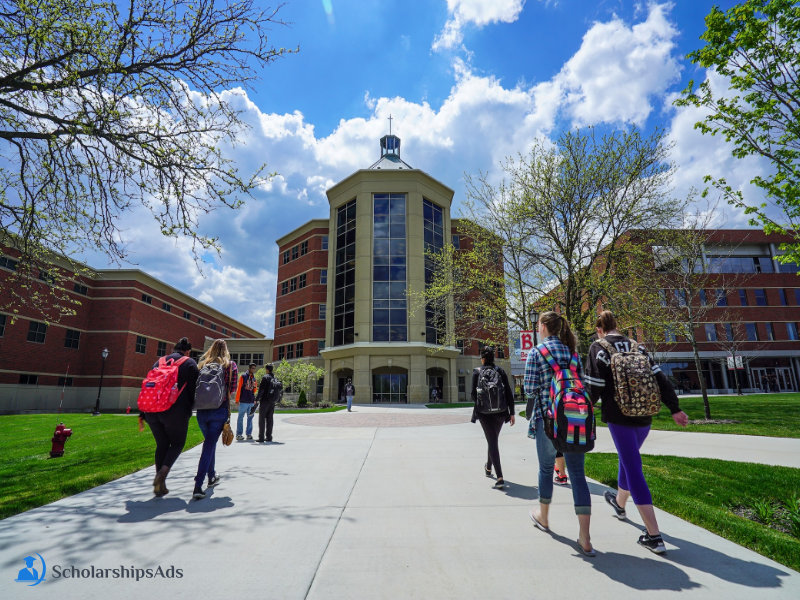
1, 406, 798, 599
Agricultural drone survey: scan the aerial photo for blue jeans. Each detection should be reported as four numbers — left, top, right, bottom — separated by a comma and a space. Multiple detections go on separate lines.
346, 395, 353, 411
236, 402, 254, 436
534, 418, 591, 514
195, 404, 228, 488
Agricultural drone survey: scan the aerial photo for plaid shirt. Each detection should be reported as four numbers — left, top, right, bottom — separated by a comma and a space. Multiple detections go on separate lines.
523, 336, 587, 425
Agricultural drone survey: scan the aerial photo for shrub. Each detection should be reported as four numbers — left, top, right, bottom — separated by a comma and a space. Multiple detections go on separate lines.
297, 391, 308, 408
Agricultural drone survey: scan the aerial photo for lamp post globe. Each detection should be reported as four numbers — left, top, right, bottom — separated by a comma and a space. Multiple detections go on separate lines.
93, 348, 109, 416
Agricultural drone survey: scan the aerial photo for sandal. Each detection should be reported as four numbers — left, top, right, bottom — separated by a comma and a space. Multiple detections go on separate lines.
576, 539, 597, 557
529, 509, 549, 532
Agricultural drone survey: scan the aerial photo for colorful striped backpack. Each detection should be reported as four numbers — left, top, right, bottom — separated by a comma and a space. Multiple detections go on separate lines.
536, 345, 595, 454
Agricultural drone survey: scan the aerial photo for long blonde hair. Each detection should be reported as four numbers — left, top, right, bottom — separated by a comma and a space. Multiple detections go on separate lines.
198, 339, 230, 369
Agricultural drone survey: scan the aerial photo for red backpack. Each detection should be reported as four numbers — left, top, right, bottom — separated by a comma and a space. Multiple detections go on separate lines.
137, 356, 190, 412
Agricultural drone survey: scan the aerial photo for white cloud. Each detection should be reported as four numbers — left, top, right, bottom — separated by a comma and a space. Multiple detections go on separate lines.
433, 0, 527, 51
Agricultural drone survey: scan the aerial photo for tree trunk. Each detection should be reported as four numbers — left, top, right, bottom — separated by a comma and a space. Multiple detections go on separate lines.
732, 353, 743, 395
691, 339, 711, 419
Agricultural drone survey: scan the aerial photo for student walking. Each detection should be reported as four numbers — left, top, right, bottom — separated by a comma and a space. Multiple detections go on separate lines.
192, 339, 237, 499
524, 312, 595, 556
471, 347, 515, 489
142, 337, 199, 497
256, 363, 279, 442
344, 379, 355, 412
585, 310, 689, 554
236, 364, 258, 440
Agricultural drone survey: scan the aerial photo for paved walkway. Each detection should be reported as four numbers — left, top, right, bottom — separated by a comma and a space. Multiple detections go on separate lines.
1, 406, 798, 599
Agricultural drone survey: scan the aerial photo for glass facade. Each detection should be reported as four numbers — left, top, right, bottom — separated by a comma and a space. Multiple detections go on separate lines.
372, 372, 408, 403
423, 199, 445, 344
373, 193, 407, 342
333, 200, 356, 346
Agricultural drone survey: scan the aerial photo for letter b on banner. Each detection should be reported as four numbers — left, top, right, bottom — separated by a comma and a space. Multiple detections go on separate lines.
520, 331, 534, 360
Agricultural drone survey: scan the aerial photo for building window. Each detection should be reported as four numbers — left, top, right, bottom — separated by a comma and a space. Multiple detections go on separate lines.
704, 324, 717, 342
658, 290, 667, 307
58, 376, 73, 387
19, 374, 38, 385
334, 199, 357, 346
253, 353, 264, 365
299, 273, 307, 288
184, 311, 191, 320
766, 322, 775, 341
297, 307, 305, 323
458, 376, 466, 393
300, 240, 308, 255
230, 353, 239, 364
0, 256, 18, 271
278, 346, 285, 360
240, 353, 252, 366
281, 281, 289, 295
39, 269, 56, 284
162, 302, 171, 312
210, 323, 216, 331
373, 193, 407, 342
64, 329, 80, 349
222, 328, 227, 335
0, 314, 6, 337
296, 342, 304, 358
674, 289, 688, 306
715, 289, 728, 306
665, 328, 677, 343
157, 341, 167, 356
318, 339, 325, 352
319, 304, 326, 320
497, 346, 505, 359
787, 322, 799, 341
198, 318, 204, 325
452, 234, 460, 249
456, 339, 465, 354
708, 256, 775, 273
279, 313, 286, 328
135, 335, 147, 353
27, 321, 47, 343
292, 245, 299, 260
286, 344, 294, 359
745, 323, 759, 341
73, 283, 88, 295
142, 294, 152, 304
754, 289, 767, 306
283, 250, 290, 264
316, 376, 324, 394
288, 310, 296, 325
423, 199, 444, 344
779, 289, 788, 306
723, 323, 735, 341
778, 260, 800, 273
290, 277, 297, 292
320, 269, 327, 284
372, 373, 408, 403
322, 235, 328, 250
739, 290, 749, 306
698, 289, 708, 305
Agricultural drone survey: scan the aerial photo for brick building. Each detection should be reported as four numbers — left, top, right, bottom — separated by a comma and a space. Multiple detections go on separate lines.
273, 134, 508, 404
0, 250, 264, 413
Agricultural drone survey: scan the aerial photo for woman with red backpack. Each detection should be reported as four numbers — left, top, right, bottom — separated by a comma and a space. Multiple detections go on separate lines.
192, 339, 238, 500
586, 311, 688, 554
524, 312, 595, 556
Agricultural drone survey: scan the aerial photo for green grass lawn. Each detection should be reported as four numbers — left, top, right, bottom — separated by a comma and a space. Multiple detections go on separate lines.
585, 453, 800, 572
640, 393, 800, 437
0, 414, 204, 520
426, 402, 471, 408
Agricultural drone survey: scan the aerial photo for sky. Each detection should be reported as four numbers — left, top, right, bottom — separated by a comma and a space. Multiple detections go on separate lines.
89, 0, 770, 338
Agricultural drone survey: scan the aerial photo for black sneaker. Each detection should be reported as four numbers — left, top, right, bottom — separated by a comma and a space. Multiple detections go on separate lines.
493, 479, 507, 489
235, 435, 244, 441
604, 491, 626, 520
638, 531, 666, 554
207, 475, 220, 487
246, 435, 253, 440
192, 487, 206, 500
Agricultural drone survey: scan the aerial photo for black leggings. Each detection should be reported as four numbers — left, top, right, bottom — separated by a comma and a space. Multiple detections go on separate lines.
145, 405, 191, 471
478, 412, 507, 479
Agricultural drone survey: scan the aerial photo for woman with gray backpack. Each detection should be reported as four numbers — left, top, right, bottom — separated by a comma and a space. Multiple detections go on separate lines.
585, 310, 688, 554
471, 346, 515, 490
192, 339, 238, 499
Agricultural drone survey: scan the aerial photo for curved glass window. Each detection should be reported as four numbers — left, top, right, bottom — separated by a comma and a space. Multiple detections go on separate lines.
372, 372, 408, 403
423, 199, 445, 344
333, 200, 356, 346
373, 194, 407, 341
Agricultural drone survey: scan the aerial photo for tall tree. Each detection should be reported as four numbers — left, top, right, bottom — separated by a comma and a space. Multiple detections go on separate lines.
0, 0, 293, 319
425, 127, 685, 353
675, 0, 800, 263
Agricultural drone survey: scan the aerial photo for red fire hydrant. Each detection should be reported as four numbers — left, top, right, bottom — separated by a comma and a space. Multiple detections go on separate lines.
50, 423, 73, 458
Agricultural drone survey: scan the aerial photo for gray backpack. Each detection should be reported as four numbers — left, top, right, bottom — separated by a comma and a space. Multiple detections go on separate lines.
194, 363, 227, 410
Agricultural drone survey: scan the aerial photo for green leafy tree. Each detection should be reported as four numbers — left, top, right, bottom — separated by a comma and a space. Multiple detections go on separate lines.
0, 0, 294, 319
259, 360, 324, 405
676, 0, 800, 263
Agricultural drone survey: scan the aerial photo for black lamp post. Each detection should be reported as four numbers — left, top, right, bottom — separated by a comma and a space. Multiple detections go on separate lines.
530, 310, 539, 345
93, 347, 109, 416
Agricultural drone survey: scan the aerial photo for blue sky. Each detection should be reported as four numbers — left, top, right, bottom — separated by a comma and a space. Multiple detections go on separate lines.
95, 0, 767, 337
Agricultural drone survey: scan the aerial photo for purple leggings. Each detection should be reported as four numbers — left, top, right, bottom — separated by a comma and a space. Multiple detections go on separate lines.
607, 422, 653, 505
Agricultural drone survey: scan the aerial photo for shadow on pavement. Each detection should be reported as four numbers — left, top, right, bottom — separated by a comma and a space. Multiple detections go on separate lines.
500, 481, 539, 501
118, 497, 189, 522
185, 494, 235, 513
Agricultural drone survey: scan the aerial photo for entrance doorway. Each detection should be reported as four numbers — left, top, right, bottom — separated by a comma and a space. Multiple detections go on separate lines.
372, 369, 408, 403
751, 367, 797, 392
428, 375, 444, 401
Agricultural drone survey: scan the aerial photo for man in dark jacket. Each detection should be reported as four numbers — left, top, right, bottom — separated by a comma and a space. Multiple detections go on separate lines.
256, 363, 278, 442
